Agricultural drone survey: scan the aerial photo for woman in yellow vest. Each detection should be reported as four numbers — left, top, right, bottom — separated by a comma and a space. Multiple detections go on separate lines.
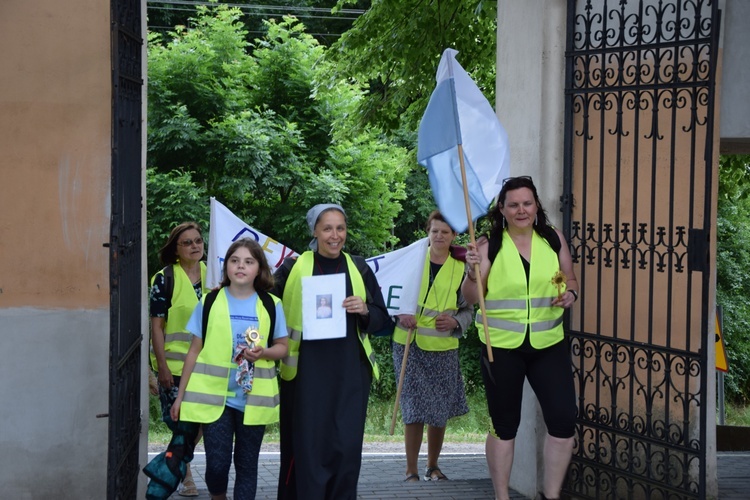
462, 177, 578, 500
273, 204, 392, 500
149, 221, 209, 497
392, 211, 472, 482
171, 238, 289, 500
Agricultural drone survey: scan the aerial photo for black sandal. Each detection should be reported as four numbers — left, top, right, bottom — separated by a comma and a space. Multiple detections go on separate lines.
424, 466, 448, 481
404, 473, 420, 482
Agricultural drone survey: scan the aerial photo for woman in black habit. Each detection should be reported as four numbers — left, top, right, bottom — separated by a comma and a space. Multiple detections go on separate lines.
273, 204, 392, 500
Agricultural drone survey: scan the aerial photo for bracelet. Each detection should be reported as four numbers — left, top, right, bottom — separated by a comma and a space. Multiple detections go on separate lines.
466, 272, 477, 282
569, 289, 578, 302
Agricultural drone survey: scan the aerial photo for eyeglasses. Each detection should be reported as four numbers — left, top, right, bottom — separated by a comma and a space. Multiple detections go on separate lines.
502, 175, 533, 186
178, 237, 204, 247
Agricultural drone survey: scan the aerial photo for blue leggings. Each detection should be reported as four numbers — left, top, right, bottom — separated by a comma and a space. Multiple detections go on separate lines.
203, 406, 265, 500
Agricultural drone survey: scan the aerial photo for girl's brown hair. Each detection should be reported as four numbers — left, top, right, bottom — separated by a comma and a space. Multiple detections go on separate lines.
220, 238, 274, 291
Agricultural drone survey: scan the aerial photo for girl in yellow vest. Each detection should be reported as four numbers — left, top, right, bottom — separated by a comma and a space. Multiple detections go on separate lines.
462, 176, 579, 500
149, 221, 209, 497
392, 211, 472, 482
273, 204, 393, 500
171, 238, 289, 500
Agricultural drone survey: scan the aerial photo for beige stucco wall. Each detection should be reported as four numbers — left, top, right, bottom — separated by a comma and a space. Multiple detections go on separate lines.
0, 1, 111, 307
0, 0, 120, 497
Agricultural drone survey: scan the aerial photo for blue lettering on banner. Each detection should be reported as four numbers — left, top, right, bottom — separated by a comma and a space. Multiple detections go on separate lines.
366, 255, 385, 273
232, 227, 260, 242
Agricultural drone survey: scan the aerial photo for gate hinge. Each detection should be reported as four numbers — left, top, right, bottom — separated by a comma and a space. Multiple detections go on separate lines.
559, 193, 574, 212
688, 228, 709, 272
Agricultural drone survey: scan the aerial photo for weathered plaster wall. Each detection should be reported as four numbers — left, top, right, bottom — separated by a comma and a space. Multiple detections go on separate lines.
0, 0, 111, 307
719, 0, 750, 153
0, 309, 109, 498
0, 0, 113, 497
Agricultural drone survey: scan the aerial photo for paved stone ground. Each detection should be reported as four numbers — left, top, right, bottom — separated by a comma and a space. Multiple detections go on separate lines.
715, 452, 750, 499
157, 441, 517, 500
153, 447, 750, 499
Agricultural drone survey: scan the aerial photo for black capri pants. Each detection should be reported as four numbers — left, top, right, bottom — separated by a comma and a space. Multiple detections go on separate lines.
481, 339, 576, 440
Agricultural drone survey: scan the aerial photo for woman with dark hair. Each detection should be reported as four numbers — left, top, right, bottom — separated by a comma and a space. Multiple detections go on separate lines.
274, 203, 392, 500
171, 238, 289, 500
462, 176, 578, 500
392, 210, 472, 482
149, 221, 209, 497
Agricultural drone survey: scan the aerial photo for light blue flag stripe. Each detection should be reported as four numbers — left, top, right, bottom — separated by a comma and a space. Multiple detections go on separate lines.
418, 67, 488, 233
422, 145, 491, 233
417, 78, 461, 160
417, 48, 508, 233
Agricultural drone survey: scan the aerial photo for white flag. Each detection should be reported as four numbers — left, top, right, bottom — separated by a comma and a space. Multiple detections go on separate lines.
206, 198, 298, 288
207, 197, 427, 316
366, 238, 428, 316
417, 48, 509, 233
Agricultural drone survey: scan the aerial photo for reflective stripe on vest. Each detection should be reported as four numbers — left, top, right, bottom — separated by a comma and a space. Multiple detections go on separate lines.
477, 231, 564, 349
150, 262, 209, 374
393, 250, 463, 351
280, 251, 379, 381
181, 289, 281, 425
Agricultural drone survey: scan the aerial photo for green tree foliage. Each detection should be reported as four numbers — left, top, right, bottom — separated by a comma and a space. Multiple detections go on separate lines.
717, 154, 750, 403
329, 0, 497, 133
326, 0, 499, 247
146, 3, 495, 399
148, 0, 369, 47
147, 4, 408, 272
146, 168, 210, 274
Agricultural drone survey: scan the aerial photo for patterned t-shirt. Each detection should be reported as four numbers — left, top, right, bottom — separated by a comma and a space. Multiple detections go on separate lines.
149, 271, 203, 318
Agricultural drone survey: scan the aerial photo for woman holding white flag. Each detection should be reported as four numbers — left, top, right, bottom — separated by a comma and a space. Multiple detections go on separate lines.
462, 176, 578, 500
392, 210, 472, 482
273, 203, 392, 500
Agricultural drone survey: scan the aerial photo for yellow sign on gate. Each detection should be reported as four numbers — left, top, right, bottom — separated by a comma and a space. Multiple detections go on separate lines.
716, 314, 729, 372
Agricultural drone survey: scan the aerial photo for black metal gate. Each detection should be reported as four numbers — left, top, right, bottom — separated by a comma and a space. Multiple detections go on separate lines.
562, 0, 719, 498
108, 0, 143, 498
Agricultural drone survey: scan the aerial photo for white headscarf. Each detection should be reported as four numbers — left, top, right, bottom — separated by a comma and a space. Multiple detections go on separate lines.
306, 203, 346, 251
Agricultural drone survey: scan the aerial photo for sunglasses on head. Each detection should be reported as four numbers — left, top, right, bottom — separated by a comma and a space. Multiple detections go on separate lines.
502, 175, 533, 186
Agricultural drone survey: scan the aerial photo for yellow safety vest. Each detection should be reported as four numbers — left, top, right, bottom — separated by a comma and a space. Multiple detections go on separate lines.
476, 231, 564, 349
279, 251, 379, 381
180, 289, 281, 425
150, 262, 209, 374
393, 250, 464, 351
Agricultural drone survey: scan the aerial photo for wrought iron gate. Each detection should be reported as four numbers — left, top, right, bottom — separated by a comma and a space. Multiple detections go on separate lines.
562, 1, 719, 498
108, 0, 143, 498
